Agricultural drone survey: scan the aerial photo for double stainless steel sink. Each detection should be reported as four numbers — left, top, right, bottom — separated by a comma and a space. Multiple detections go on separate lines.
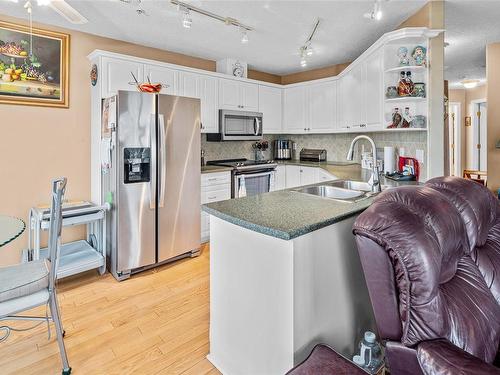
293, 180, 389, 203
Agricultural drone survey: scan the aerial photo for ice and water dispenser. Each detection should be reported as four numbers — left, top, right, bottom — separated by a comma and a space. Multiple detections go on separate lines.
124, 147, 151, 184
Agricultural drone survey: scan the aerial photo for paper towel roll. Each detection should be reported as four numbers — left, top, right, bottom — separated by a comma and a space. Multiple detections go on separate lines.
384, 146, 396, 173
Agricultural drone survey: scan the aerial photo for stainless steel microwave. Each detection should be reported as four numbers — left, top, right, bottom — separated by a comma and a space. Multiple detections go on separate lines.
206, 110, 263, 141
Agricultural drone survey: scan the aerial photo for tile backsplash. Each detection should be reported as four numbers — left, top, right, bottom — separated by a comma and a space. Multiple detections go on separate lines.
202, 131, 427, 179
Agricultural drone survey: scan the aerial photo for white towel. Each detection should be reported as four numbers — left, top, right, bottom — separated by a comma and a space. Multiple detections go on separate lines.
100, 138, 112, 172
238, 176, 247, 198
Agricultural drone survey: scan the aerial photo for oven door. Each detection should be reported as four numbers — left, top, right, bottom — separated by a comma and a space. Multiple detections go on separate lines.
221, 110, 263, 141
233, 170, 276, 198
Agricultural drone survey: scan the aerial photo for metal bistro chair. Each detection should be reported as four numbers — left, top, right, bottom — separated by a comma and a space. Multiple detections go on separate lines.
0, 178, 71, 375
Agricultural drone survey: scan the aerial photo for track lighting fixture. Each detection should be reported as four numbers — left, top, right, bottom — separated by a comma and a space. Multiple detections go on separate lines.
298, 19, 320, 68
240, 27, 249, 44
364, 0, 383, 21
171, 0, 252, 43
181, 7, 192, 28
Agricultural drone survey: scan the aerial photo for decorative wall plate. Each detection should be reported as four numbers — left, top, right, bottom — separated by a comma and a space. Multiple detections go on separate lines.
90, 64, 98, 86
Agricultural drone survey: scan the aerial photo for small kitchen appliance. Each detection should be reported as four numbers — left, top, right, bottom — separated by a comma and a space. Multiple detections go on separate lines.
299, 148, 327, 162
385, 156, 420, 181
207, 158, 277, 198
274, 139, 296, 160
207, 110, 263, 141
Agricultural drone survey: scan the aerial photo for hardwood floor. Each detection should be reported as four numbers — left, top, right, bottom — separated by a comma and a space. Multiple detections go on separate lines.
0, 244, 220, 375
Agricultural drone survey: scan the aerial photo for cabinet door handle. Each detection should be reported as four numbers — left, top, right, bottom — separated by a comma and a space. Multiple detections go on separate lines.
208, 195, 217, 200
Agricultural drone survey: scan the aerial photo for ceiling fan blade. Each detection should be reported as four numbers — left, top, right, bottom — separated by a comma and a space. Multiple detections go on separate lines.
49, 0, 88, 24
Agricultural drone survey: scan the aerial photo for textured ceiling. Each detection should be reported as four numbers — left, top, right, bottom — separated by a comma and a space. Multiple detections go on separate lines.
445, 0, 500, 88
1, 0, 427, 75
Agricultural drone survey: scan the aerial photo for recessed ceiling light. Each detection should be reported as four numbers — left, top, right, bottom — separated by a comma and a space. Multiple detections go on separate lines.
461, 79, 480, 89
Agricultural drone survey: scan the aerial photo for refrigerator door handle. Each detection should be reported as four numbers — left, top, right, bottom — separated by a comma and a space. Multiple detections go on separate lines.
150, 114, 156, 209
158, 114, 167, 208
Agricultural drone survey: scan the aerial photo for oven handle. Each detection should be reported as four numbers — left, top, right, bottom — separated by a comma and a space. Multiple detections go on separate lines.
254, 117, 261, 136
235, 169, 275, 177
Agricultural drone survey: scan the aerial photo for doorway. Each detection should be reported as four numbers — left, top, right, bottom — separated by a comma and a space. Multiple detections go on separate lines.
448, 102, 462, 176
470, 99, 487, 171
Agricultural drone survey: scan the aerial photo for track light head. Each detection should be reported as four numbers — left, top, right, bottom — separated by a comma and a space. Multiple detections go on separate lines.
182, 8, 192, 28
240, 28, 249, 44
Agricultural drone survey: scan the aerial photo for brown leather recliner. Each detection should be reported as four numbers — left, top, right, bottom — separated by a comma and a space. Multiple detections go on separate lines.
353, 176, 500, 374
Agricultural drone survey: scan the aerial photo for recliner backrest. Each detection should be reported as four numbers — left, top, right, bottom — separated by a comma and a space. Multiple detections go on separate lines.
353, 179, 500, 363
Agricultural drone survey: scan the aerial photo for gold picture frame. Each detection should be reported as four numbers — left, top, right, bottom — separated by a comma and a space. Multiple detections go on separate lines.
0, 20, 69, 108
465, 116, 471, 127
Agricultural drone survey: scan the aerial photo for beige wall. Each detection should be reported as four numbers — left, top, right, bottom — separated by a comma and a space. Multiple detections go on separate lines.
487, 43, 500, 191
280, 62, 351, 85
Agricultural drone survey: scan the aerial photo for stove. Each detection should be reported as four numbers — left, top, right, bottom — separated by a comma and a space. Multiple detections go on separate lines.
207, 158, 277, 171
206, 159, 277, 198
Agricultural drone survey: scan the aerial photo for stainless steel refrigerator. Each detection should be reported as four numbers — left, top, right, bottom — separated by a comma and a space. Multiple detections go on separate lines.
102, 91, 201, 281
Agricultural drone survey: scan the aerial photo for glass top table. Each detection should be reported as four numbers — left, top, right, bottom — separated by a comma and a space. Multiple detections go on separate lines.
0, 215, 25, 247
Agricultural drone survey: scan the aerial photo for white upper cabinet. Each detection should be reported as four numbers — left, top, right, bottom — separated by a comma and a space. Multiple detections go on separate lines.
308, 81, 337, 133
259, 85, 282, 134
283, 86, 307, 133
198, 75, 219, 133
364, 50, 383, 130
240, 82, 259, 111
178, 71, 199, 98
144, 64, 177, 95
219, 78, 259, 111
102, 57, 144, 97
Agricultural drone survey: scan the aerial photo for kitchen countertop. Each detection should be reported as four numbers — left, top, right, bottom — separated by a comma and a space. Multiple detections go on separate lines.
201, 165, 233, 174
202, 163, 418, 240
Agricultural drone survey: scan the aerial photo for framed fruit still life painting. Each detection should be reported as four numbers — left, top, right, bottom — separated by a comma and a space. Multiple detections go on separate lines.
0, 21, 69, 108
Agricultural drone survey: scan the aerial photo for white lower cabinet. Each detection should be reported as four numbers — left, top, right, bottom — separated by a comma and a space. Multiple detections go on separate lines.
201, 171, 231, 242
273, 165, 286, 190
285, 165, 302, 188
280, 165, 336, 189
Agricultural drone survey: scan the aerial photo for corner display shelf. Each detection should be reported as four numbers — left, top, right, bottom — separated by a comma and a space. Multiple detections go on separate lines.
382, 32, 431, 132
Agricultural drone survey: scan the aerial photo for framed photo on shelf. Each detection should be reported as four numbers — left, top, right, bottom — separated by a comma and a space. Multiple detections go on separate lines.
0, 20, 69, 108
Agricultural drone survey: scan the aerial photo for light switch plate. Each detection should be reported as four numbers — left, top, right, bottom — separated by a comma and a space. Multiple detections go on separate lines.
416, 149, 424, 164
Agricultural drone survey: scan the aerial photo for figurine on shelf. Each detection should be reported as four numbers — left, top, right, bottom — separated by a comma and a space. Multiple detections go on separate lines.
401, 107, 412, 128
412, 46, 427, 67
386, 86, 398, 99
398, 71, 415, 96
397, 47, 410, 66
405, 71, 415, 95
388, 108, 402, 128
411, 115, 427, 128
413, 82, 426, 97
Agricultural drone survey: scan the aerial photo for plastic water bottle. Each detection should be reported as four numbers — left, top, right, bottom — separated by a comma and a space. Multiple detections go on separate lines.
352, 331, 384, 374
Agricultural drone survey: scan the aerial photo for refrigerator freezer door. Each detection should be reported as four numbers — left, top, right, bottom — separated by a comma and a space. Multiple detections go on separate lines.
157, 95, 201, 262
117, 91, 156, 272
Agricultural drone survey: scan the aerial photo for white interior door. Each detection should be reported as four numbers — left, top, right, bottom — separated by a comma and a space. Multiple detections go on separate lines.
448, 103, 461, 176
479, 102, 487, 171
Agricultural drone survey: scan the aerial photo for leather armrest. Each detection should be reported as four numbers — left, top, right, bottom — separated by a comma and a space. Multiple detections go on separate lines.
417, 339, 500, 375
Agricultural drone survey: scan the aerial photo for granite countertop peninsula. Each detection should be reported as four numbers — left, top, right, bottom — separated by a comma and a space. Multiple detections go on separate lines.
203, 162, 418, 240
